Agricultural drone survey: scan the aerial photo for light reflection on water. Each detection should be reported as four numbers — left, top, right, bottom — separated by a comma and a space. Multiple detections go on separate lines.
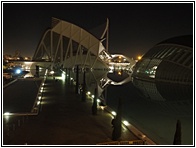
68, 68, 193, 145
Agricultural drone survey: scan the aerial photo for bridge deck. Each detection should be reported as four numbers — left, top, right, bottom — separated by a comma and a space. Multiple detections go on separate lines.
3, 76, 138, 145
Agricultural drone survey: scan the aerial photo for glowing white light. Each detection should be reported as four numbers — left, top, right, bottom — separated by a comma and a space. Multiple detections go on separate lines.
4, 112, 10, 116
38, 96, 41, 100
97, 99, 101, 103
111, 82, 114, 85
123, 120, 130, 126
61, 73, 65, 80
92, 95, 95, 98
109, 65, 114, 70
111, 111, 116, 116
100, 106, 105, 110
70, 77, 73, 80
16, 69, 21, 74
45, 69, 48, 75
37, 101, 40, 105
87, 91, 91, 95
50, 71, 54, 74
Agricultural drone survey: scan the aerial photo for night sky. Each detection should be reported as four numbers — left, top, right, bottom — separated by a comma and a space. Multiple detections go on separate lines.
3, 2, 193, 59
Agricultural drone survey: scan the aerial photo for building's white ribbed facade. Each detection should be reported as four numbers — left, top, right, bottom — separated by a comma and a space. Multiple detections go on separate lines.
132, 35, 193, 103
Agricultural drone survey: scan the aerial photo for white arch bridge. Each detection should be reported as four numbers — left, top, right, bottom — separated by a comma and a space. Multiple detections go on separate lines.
11, 18, 136, 99
32, 18, 135, 72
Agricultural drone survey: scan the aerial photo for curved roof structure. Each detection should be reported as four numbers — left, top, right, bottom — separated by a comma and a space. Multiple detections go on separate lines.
132, 35, 193, 102
157, 35, 193, 48
51, 18, 106, 56
32, 18, 110, 69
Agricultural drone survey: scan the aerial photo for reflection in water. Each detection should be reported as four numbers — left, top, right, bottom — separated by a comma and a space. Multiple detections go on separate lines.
62, 62, 192, 145
67, 67, 133, 105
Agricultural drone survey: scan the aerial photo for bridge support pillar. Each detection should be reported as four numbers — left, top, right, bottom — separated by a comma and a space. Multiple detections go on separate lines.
68, 68, 71, 85
92, 87, 98, 115
82, 70, 86, 102
75, 65, 79, 94
65, 68, 67, 83
36, 65, 39, 78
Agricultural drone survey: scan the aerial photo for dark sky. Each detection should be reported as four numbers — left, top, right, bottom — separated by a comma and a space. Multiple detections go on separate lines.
3, 2, 193, 59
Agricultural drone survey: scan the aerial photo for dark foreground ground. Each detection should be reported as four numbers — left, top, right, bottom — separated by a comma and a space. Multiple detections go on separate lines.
3, 76, 139, 145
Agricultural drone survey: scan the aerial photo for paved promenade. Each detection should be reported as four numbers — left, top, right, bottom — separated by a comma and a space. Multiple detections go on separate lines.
3, 76, 138, 145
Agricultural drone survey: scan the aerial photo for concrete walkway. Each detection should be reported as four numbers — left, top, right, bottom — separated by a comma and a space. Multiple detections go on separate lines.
3, 76, 138, 145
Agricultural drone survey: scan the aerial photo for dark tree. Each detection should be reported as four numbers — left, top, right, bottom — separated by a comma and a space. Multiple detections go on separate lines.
112, 97, 122, 140
173, 119, 181, 145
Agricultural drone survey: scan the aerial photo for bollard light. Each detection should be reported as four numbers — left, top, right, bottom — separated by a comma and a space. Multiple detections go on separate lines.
4, 112, 10, 116
111, 111, 116, 116
37, 101, 40, 105
50, 71, 54, 74
123, 120, 130, 126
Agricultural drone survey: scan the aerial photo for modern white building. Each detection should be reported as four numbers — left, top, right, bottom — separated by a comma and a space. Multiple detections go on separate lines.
132, 35, 193, 103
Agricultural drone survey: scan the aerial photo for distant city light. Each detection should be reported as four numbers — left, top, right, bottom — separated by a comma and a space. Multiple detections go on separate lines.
142, 134, 146, 139
118, 71, 122, 75
137, 56, 142, 60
